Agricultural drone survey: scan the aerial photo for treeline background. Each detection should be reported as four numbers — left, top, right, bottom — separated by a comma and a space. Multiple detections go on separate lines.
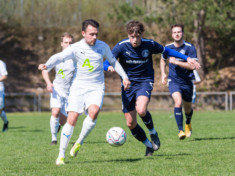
0, 0, 234, 93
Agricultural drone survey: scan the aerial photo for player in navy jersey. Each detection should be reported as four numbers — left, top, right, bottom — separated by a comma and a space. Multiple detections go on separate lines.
104, 20, 200, 156
160, 24, 199, 139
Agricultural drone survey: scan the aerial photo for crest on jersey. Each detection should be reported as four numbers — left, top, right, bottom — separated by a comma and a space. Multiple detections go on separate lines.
180, 49, 185, 54
142, 49, 149, 58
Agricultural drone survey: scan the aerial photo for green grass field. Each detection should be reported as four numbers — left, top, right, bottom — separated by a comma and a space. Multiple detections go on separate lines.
0, 111, 234, 176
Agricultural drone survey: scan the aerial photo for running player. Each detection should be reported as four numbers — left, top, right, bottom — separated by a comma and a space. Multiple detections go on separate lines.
104, 20, 200, 156
160, 24, 199, 139
38, 19, 130, 165
0, 59, 8, 132
40, 32, 74, 145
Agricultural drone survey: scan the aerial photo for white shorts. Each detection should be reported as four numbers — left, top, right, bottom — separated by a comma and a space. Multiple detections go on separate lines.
67, 88, 104, 114
0, 91, 5, 109
50, 89, 67, 116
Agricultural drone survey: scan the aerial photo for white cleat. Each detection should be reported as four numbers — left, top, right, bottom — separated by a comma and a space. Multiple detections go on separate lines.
56, 157, 65, 165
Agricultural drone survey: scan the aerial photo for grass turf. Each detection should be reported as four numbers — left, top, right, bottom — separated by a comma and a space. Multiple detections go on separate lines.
0, 111, 234, 176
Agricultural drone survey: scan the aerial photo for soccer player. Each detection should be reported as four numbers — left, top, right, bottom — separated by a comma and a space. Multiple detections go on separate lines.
40, 32, 74, 145
103, 20, 200, 156
38, 19, 130, 165
160, 24, 199, 139
0, 59, 8, 132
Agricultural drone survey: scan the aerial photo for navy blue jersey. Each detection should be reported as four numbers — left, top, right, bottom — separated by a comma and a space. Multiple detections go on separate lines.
112, 38, 164, 82
163, 41, 197, 83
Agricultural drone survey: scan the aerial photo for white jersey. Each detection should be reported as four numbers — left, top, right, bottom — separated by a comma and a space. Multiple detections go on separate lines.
46, 58, 75, 97
0, 60, 8, 92
46, 38, 128, 90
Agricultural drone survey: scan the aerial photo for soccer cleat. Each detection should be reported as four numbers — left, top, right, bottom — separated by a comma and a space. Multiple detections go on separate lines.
70, 142, 81, 157
51, 140, 57, 145
178, 130, 186, 140
56, 157, 65, 165
185, 124, 192, 137
150, 133, 160, 151
145, 147, 154, 157
2, 121, 8, 132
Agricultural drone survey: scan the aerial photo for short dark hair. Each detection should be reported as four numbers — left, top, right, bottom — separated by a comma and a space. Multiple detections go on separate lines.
126, 20, 145, 35
171, 24, 184, 32
61, 32, 73, 42
82, 19, 99, 31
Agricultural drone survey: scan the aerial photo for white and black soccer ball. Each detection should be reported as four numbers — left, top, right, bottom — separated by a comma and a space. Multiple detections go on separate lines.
106, 127, 126, 147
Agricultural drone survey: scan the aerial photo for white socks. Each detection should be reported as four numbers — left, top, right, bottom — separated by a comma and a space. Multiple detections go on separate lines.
76, 116, 97, 145
0, 111, 8, 124
58, 123, 74, 158
50, 116, 60, 141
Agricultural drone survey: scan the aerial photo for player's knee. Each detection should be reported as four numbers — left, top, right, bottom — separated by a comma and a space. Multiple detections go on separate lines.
126, 119, 136, 129
52, 109, 60, 117
136, 109, 146, 117
174, 99, 182, 107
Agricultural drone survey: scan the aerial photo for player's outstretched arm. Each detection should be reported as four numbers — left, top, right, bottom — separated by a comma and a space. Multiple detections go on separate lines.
163, 47, 200, 69
169, 57, 196, 70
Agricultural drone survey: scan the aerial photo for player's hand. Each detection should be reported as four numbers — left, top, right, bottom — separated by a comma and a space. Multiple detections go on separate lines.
161, 74, 167, 85
107, 66, 115, 72
169, 57, 177, 65
123, 78, 131, 91
187, 57, 201, 70
38, 64, 47, 71
46, 83, 53, 93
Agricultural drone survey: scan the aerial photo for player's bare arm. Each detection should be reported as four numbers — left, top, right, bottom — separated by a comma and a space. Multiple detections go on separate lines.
160, 58, 167, 85
187, 57, 200, 69
38, 64, 47, 71
0, 75, 7, 82
169, 57, 196, 70
41, 70, 53, 93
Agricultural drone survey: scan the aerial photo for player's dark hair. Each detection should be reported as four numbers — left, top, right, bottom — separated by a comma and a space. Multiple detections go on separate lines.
171, 24, 184, 32
82, 19, 99, 31
126, 20, 145, 35
61, 32, 73, 42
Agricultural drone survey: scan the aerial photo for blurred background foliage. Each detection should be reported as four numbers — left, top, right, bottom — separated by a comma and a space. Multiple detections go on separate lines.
0, 0, 234, 92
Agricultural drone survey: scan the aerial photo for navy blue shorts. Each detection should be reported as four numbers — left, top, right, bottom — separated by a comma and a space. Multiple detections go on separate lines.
168, 80, 193, 102
121, 81, 153, 113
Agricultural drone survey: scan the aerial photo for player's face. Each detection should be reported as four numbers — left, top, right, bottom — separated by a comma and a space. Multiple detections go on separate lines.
61, 37, 73, 50
82, 25, 99, 46
172, 27, 184, 42
128, 33, 142, 47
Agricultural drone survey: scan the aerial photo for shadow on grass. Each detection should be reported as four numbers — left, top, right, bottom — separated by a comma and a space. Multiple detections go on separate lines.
80, 158, 143, 164
70, 141, 106, 145
191, 137, 235, 141
15, 129, 43, 132
9, 126, 25, 129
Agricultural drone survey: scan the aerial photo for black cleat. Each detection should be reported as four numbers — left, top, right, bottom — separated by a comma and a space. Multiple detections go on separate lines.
2, 121, 8, 132
151, 133, 160, 151
145, 147, 154, 156
51, 140, 57, 145
57, 125, 61, 133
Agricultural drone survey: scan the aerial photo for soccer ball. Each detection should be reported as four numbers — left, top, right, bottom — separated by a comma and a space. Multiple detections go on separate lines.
106, 127, 126, 147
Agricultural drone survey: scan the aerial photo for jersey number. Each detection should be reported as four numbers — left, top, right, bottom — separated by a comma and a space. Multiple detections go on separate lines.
58, 69, 65, 78
82, 58, 94, 72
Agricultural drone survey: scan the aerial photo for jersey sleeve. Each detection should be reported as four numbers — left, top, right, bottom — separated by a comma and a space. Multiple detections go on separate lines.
112, 43, 122, 59
0, 61, 8, 76
152, 40, 165, 54
188, 45, 198, 60
103, 60, 111, 71
46, 46, 74, 71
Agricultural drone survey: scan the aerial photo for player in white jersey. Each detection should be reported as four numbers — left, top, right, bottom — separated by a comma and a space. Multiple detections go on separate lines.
40, 33, 75, 145
0, 60, 8, 132
38, 19, 130, 165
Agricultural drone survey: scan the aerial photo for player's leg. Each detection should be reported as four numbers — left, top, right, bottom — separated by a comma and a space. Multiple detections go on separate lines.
56, 111, 79, 165
136, 96, 160, 150
50, 108, 60, 145
169, 81, 185, 140
70, 89, 104, 157
0, 93, 8, 132
182, 83, 194, 137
